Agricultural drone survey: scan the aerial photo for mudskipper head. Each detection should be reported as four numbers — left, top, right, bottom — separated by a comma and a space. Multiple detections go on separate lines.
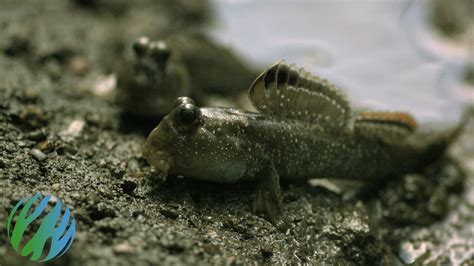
132, 36, 171, 86
143, 97, 247, 182
117, 37, 190, 117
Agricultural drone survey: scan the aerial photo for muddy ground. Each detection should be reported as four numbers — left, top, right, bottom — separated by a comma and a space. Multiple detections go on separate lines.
0, 1, 473, 265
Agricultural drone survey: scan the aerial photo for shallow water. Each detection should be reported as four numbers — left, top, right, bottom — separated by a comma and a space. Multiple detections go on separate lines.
210, 0, 473, 123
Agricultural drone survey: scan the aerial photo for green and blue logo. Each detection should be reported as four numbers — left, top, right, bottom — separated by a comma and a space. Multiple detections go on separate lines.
6, 193, 76, 262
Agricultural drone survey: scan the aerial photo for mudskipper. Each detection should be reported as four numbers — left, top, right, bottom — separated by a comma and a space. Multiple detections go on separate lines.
143, 61, 463, 224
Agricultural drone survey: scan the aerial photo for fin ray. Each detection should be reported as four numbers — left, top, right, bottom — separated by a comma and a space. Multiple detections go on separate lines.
249, 61, 351, 129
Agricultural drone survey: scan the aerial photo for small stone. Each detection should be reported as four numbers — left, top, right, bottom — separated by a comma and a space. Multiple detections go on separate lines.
57, 144, 77, 155
16, 141, 28, 147
36, 140, 55, 153
51, 183, 60, 190
127, 159, 139, 172
27, 129, 47, 142
159, 208, 179, 219
227, 256, 237, 265
202, 243, 219, 255
84, 149, 94, 158
62, 119, 85, 137
398, 241, 427, 264
100, 188, 115, 200
113, 242, 136, 254
71, 192, 81, 200
69, 56, 89, 76
105, 141, 116, 151
30, 149, 46, 161
110, 167, 124, 179
86, 112, 111, 129
19, 106, 48, 129
85, 112, 101, 126
131, 171, 145, 179
5, 143, 15, 152
93, 75, 116, 96
21, 88, 39, 103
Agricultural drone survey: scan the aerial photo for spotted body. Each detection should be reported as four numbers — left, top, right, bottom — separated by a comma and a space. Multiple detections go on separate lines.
143, 61, 462, 224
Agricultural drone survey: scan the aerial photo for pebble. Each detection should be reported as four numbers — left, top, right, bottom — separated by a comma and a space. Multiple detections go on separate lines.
159, 208, 179, 219
27, 129, 47, 142
5, 143, 15, 152
202, 243, 219, 255
30, 148, 46, 161
84, 149, 94, 158
62, 119, 85, 137
36, 140, 55, 153
131, 171, 145, 179
86, 112, 112, 129
16, 141, 28, 147
19, 106, 48, 129
113, 242, 136, 254
21, 88, 39, 103
93, 75, 116, 96
69, 56, 89, 76
57, 144, 77, 155
398, 241, 428, 264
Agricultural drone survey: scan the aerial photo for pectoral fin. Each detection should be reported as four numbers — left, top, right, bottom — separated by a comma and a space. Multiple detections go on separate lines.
253, 162, 286, 228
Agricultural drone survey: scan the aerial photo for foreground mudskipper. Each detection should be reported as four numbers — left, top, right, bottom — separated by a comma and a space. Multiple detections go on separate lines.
143, 61, 463, 224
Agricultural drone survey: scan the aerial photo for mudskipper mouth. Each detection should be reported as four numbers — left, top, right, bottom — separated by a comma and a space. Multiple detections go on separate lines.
142, 146, 173, 178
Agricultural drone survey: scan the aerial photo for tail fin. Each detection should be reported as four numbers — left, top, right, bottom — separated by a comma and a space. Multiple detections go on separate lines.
419, 108, 471, 165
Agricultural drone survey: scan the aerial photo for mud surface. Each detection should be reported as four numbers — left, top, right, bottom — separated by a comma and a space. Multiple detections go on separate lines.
0, 1, 473, 265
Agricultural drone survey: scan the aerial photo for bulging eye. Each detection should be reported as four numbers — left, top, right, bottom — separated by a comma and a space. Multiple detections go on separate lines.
174, 97, 195, 107
176, 103, 200, 126
179, 107, 197, 124
149, 41, 171, 64
133, 37, 150, 57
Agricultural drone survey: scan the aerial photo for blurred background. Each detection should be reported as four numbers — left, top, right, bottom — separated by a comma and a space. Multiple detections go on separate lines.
210, 0, 474, 123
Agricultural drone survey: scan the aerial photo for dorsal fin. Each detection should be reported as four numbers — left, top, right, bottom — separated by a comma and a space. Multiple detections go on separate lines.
353, 111, 418, 145
248, 61, 351, 129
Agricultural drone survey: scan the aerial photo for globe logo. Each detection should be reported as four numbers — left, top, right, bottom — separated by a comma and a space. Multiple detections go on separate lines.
6, 193, 76, 262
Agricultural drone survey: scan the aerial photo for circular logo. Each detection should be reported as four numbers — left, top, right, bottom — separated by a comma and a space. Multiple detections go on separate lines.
6, 193, 76, 262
